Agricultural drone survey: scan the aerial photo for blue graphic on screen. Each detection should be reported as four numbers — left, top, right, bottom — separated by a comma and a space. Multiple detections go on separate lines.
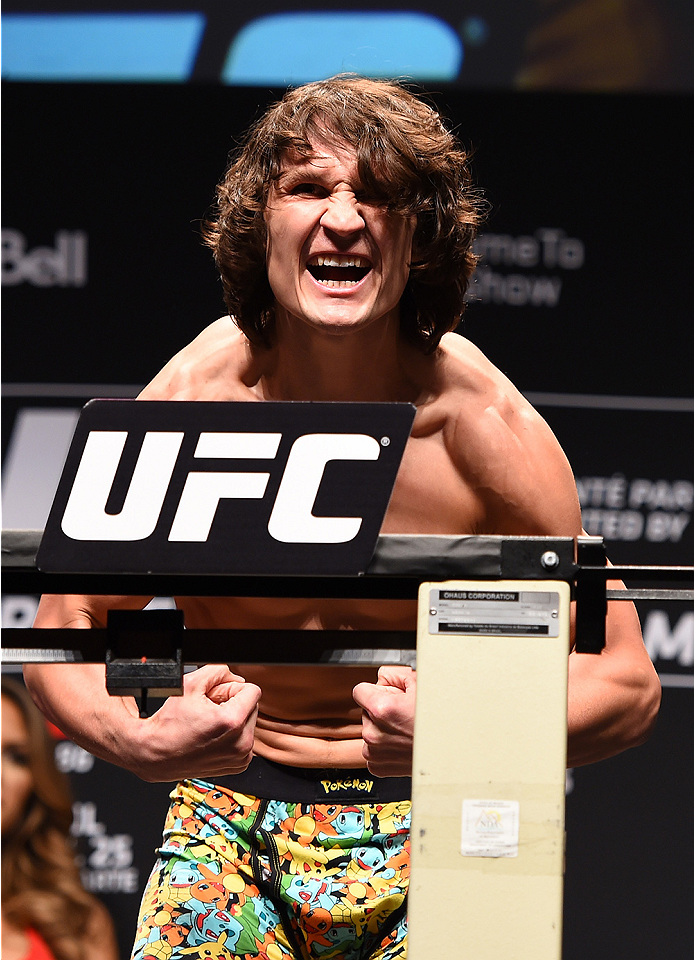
223, 12, 463, 85
2, 14, 206, 81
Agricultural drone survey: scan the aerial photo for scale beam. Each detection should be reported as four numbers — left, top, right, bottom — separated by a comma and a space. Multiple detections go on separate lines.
3, 531, 693, 672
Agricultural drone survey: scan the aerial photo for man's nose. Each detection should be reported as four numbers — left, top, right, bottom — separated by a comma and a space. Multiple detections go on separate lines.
320, 195, 365, 234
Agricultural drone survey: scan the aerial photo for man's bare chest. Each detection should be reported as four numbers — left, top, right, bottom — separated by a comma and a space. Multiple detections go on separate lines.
381, 430, 483, 535
177, 434, 481, 632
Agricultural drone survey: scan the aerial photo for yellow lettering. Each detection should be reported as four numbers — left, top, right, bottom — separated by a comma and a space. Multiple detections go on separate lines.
319, 778, 375, 794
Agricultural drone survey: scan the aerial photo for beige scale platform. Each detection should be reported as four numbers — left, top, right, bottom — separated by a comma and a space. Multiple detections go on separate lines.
408, 579, 571, 959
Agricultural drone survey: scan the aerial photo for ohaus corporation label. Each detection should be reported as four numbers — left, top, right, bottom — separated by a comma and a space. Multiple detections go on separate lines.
429, 588, 561, 637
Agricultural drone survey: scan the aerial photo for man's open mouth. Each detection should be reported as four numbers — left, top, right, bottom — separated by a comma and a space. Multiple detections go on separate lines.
307, 255, 371, 287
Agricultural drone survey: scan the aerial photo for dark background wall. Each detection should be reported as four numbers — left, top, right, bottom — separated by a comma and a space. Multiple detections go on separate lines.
2, 80, 693, 959
2, 84, 692, 396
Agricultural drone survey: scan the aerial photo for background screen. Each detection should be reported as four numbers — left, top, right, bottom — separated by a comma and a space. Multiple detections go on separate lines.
4, 0, 694, 90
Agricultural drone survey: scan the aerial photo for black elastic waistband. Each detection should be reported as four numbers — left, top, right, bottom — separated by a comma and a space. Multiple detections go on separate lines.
212, 756, 411, 803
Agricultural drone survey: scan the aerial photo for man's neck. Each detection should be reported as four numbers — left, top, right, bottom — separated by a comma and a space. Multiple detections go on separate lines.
256, 311, 425, 403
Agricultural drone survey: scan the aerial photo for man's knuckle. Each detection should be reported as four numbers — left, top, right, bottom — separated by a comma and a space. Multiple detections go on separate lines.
367, 700, 387, 723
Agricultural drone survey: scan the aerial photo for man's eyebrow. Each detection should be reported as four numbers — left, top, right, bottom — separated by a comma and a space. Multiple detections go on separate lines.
277, 166, 312, 183
277, 156, 334, 181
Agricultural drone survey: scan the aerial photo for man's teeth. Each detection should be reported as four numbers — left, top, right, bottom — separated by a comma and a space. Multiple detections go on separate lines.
308, 255, 370, 286
312, 256, 368, 268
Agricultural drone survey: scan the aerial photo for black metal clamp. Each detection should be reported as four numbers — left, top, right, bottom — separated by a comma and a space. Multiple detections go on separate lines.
105, 608, 184, 717
574, 537, 608, 654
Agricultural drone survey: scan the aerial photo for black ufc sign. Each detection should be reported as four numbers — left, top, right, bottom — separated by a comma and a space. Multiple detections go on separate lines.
37, 400, 415, 576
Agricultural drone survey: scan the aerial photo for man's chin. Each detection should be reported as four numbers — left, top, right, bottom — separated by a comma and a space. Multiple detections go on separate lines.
275, 300, 397, 339
315, 317, 380, 339
294, 310, 374, 336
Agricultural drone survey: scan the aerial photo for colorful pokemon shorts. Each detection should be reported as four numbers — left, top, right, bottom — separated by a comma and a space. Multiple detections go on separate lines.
132, 758, 411, 960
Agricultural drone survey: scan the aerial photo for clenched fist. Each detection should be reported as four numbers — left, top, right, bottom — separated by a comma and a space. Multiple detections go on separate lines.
353, 665, 416, 777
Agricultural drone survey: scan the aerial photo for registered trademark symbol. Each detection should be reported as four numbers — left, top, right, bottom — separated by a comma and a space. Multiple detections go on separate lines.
380, 436, 390, 446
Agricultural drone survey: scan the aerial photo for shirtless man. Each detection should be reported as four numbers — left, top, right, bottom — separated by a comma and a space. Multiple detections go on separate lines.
25, 77, 660, 959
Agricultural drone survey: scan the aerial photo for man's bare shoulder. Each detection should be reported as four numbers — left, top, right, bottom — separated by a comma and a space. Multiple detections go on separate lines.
433, 333, 581, 535
435, 332, 538, 427
139, 317, 259, 400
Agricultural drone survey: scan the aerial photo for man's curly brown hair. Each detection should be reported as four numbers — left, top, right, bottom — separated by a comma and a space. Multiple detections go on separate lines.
203, 75, 485, 352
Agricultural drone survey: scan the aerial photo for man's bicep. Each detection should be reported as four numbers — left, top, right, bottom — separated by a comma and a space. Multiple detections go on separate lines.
484, 456, 583, 536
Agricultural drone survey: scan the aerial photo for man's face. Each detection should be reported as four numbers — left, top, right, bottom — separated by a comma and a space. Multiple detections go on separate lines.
264, 141, 415, 338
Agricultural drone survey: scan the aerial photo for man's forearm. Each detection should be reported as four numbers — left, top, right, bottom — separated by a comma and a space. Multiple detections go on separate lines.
24, 662, 145, 769
25, 658, 262, 782
566, 583, 661, 766
566, 650, 661, 766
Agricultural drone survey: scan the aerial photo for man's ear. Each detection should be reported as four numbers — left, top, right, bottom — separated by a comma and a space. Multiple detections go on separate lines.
408, 212, 430, 266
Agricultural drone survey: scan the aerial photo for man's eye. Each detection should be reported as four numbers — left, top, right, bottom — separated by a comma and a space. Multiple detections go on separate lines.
6, 747, 30, 766
290, 183, 325, 197
354, 190, 385, 207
